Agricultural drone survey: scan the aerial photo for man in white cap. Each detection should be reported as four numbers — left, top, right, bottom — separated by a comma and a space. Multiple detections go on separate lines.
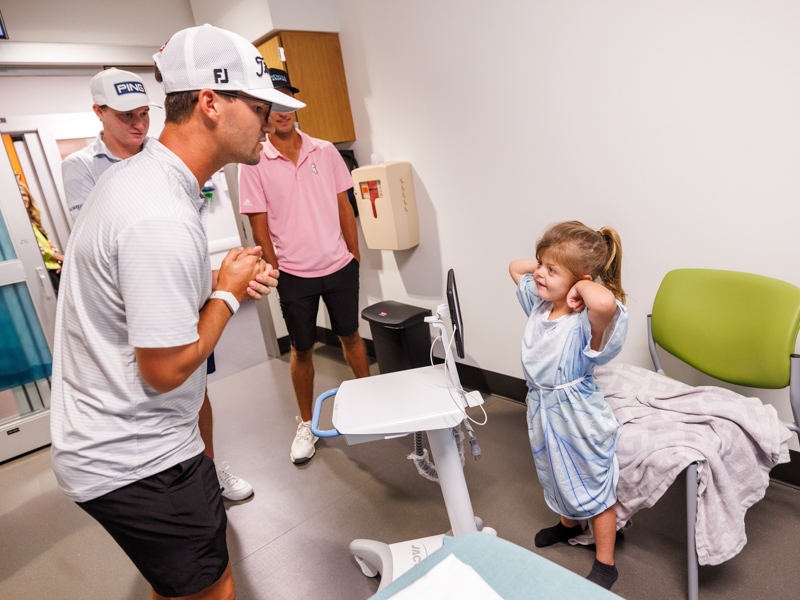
63, 68, 255, 503
50, 25, 304, 600
61, 68, 158, 224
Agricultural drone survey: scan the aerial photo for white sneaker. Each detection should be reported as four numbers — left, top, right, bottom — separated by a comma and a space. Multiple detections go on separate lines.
216, 461, 254, 501
290, 416, 319, 464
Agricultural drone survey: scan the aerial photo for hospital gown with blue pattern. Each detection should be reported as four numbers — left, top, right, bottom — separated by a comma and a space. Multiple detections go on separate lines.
517, 273, 628, 519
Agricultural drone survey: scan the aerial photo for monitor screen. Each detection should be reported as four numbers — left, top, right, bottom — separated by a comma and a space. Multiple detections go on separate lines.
446, 269, 465, 359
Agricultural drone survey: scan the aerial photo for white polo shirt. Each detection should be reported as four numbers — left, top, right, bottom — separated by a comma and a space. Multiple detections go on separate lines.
61, 132, 151, 224
50, 138, 211, 503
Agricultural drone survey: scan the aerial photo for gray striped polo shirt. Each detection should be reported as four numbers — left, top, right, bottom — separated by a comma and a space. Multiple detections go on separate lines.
61, 132, 152, 224
50, 138, 211, 503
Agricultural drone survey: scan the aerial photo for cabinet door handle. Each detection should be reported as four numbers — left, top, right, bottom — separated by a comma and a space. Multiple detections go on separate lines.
36, 266, 52, 299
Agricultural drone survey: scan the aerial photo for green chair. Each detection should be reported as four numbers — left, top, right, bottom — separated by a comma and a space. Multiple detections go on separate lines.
647, 268, 800, 600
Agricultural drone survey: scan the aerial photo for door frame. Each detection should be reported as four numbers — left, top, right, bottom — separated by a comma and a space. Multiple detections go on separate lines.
0, 137, 59, 461
1, 112, 102, 245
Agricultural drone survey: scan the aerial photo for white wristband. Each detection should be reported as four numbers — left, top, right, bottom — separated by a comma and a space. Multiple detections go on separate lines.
209, 291, 239, 315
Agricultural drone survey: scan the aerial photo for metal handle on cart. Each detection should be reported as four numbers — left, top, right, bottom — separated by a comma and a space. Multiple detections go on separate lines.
311, 388, 341, 438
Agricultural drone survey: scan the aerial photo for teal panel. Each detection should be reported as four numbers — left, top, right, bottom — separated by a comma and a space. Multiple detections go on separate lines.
0, 282, 52, 391
0, 204, 17, 261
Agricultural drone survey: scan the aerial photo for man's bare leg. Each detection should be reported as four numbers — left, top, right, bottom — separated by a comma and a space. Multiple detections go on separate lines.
290, 346, 315, 421
152, 562, 235, 600
199, 388, 214, 459
289, 346, 318, 464
339, 330, 370, 379
201, 387, 253, 500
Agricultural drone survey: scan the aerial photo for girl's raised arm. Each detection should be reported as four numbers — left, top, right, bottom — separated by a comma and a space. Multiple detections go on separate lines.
568, 280, 617, 350
509, 259, 538, 285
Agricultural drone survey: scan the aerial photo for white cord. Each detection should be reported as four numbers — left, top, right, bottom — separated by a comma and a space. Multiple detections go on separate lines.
434, 324, 488, 426
430, 334, 444, 367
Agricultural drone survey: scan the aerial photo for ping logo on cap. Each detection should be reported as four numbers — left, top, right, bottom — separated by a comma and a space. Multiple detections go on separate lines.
115, 82, 146, 95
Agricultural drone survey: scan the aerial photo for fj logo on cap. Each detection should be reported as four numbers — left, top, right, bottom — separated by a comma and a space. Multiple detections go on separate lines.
115, 82, 146, 95
214, 69, 229, 84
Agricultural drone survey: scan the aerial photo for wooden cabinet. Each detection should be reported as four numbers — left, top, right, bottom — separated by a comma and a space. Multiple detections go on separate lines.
257, 31, 356, 144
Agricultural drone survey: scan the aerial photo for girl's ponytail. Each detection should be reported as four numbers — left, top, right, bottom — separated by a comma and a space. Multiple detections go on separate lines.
598, 227, 626, 305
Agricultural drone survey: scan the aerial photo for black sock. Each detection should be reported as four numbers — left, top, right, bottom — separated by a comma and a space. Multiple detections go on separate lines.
534, 522, 583, 547
586, 559, 618, 590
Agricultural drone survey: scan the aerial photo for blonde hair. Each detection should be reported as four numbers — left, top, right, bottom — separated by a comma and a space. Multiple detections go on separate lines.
535, 220, 626, 304
18, 182, 49, 237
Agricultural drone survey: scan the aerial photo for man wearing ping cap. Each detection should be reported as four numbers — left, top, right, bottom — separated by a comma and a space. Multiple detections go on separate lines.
61, 68, 159, 224
50, 25, 304, 600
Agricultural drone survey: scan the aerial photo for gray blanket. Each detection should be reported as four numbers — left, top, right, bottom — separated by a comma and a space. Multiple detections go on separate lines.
570, 363, 792, 565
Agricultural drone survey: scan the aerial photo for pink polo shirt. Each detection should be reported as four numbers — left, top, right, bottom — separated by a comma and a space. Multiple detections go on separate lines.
239, 131, 354, 277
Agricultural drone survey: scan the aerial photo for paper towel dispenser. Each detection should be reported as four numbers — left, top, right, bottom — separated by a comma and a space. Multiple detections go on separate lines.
352, 162, 419, 250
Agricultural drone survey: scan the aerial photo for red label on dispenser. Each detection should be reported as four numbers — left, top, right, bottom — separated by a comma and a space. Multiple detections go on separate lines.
359, 180, 382, 200
359, 180, 382, 218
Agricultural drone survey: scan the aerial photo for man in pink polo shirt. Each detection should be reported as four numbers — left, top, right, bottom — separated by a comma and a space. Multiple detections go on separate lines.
239, 68, 369, 464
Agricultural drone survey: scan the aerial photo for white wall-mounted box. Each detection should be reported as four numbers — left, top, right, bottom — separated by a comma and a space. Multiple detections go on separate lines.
352, 161, 419, 251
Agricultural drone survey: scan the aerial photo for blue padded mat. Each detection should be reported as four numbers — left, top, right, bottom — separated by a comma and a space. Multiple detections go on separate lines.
370, 532, 622, 600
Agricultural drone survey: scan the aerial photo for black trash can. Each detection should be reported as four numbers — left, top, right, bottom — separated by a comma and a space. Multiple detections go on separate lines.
362, 301, 432, 374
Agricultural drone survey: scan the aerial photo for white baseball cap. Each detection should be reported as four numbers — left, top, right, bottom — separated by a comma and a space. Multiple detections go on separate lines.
90, 68, 160, 111
153, 24, 306, 114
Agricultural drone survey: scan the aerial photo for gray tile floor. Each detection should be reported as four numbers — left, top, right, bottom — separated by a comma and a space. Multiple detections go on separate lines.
1, 304, 799, 599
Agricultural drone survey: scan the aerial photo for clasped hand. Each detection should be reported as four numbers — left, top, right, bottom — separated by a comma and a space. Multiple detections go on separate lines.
217, 246, 279, 302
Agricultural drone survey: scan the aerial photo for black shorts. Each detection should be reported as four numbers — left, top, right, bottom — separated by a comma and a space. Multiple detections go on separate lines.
207, 351, 216, 375
77, 453, 228, 597
278, 258, 360, 352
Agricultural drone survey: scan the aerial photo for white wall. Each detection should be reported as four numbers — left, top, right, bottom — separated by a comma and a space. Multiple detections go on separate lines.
189, 0, 274, 44
0, 70, 165, 125
2, 0, 194, 46
0, 1, 194, 67
268, 0, 340, 34
333, 0, 800, 447
189, 0, 340, 45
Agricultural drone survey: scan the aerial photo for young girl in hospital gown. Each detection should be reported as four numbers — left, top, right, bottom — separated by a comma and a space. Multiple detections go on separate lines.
509, 221, 627, 590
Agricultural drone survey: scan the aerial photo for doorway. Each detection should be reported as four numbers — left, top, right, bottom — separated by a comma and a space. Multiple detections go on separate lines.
0, 113, 100, 462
